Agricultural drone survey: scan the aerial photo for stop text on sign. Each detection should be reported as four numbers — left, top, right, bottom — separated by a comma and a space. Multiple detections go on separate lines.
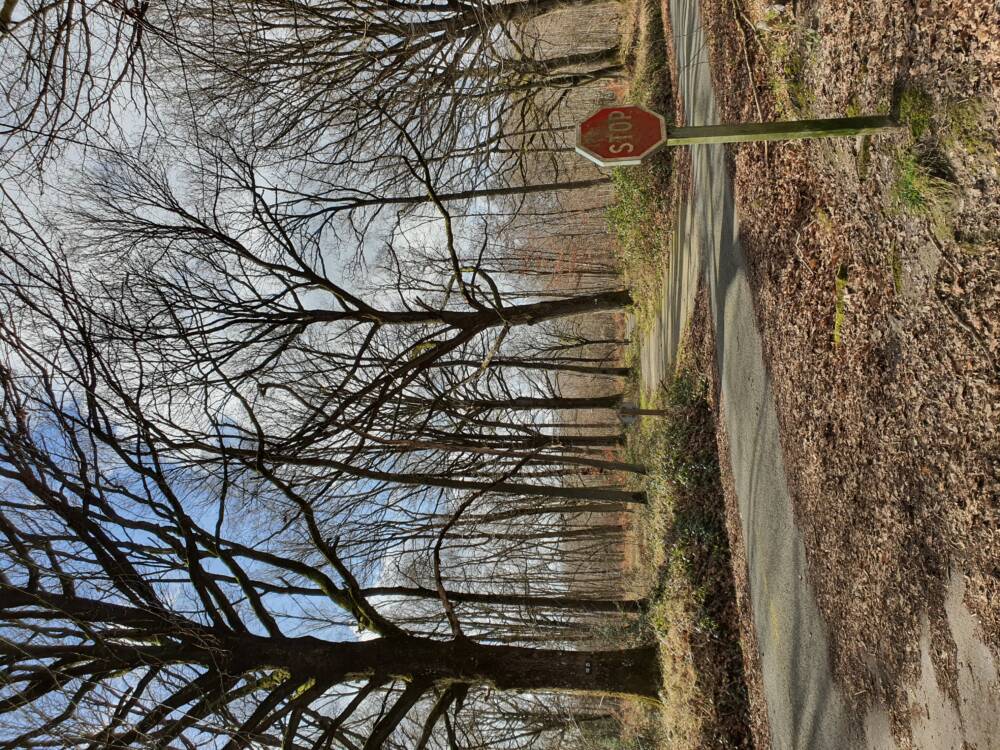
607, 110, 636, 154
575, 105, 667, 167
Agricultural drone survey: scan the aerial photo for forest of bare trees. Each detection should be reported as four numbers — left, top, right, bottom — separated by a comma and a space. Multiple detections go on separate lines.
0, 0, 650, 747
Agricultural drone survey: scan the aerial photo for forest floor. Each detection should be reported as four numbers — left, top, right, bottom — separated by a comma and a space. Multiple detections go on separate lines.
681, 0, 999, 747
614, 0, 998, 747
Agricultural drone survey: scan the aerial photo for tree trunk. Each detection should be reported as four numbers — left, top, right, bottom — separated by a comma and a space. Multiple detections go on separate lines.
442, 394, 623, 411
495, 289, 631, 326
537, 46, 621, 72
433, 357, 630, 377
454, 640, 660, 699
301, 289, 631, 329
0, 0, 18, 35
203, 444, 642, 501
237, 634, 661, 701
361, 586, 645, 614
485, 359, 630, 377
329, 177, 610, 213
524, 433, 623, 449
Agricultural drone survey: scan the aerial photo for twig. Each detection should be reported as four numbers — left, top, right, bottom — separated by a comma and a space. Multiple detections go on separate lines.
731, 0, 768, 165
928, 229, 996, 372
432, 452, 538, 641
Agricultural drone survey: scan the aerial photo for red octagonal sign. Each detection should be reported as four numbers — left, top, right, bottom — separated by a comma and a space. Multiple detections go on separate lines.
576, 105, 667, 167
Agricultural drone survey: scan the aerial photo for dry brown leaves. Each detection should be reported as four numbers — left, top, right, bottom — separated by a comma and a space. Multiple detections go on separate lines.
694, 0, 999, 746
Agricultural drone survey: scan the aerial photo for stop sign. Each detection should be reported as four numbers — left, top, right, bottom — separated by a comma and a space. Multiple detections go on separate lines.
575, 105, 667, 167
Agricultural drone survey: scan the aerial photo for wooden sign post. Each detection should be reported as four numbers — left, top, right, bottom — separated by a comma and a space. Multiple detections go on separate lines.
576, 106, 901, 167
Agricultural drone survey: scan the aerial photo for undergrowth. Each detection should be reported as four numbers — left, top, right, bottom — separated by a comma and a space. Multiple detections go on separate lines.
621, 366, 751, 750
890, 87, 976, 242
607, 166, 670, 330
607, 0, 674, 332
755, 5, 819, 116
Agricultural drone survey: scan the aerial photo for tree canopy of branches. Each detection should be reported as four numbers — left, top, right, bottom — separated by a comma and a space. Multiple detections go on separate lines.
0, 232, 655, 748
179, 0, 621, 156
0, 0, 652, 746
0, 0, 157, 173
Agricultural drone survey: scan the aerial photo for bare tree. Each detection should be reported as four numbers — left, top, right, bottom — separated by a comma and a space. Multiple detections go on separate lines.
0, 250, 658, 748
0, 0, 160, 173
0, 0, 647, 743
177, 0, 621, 153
